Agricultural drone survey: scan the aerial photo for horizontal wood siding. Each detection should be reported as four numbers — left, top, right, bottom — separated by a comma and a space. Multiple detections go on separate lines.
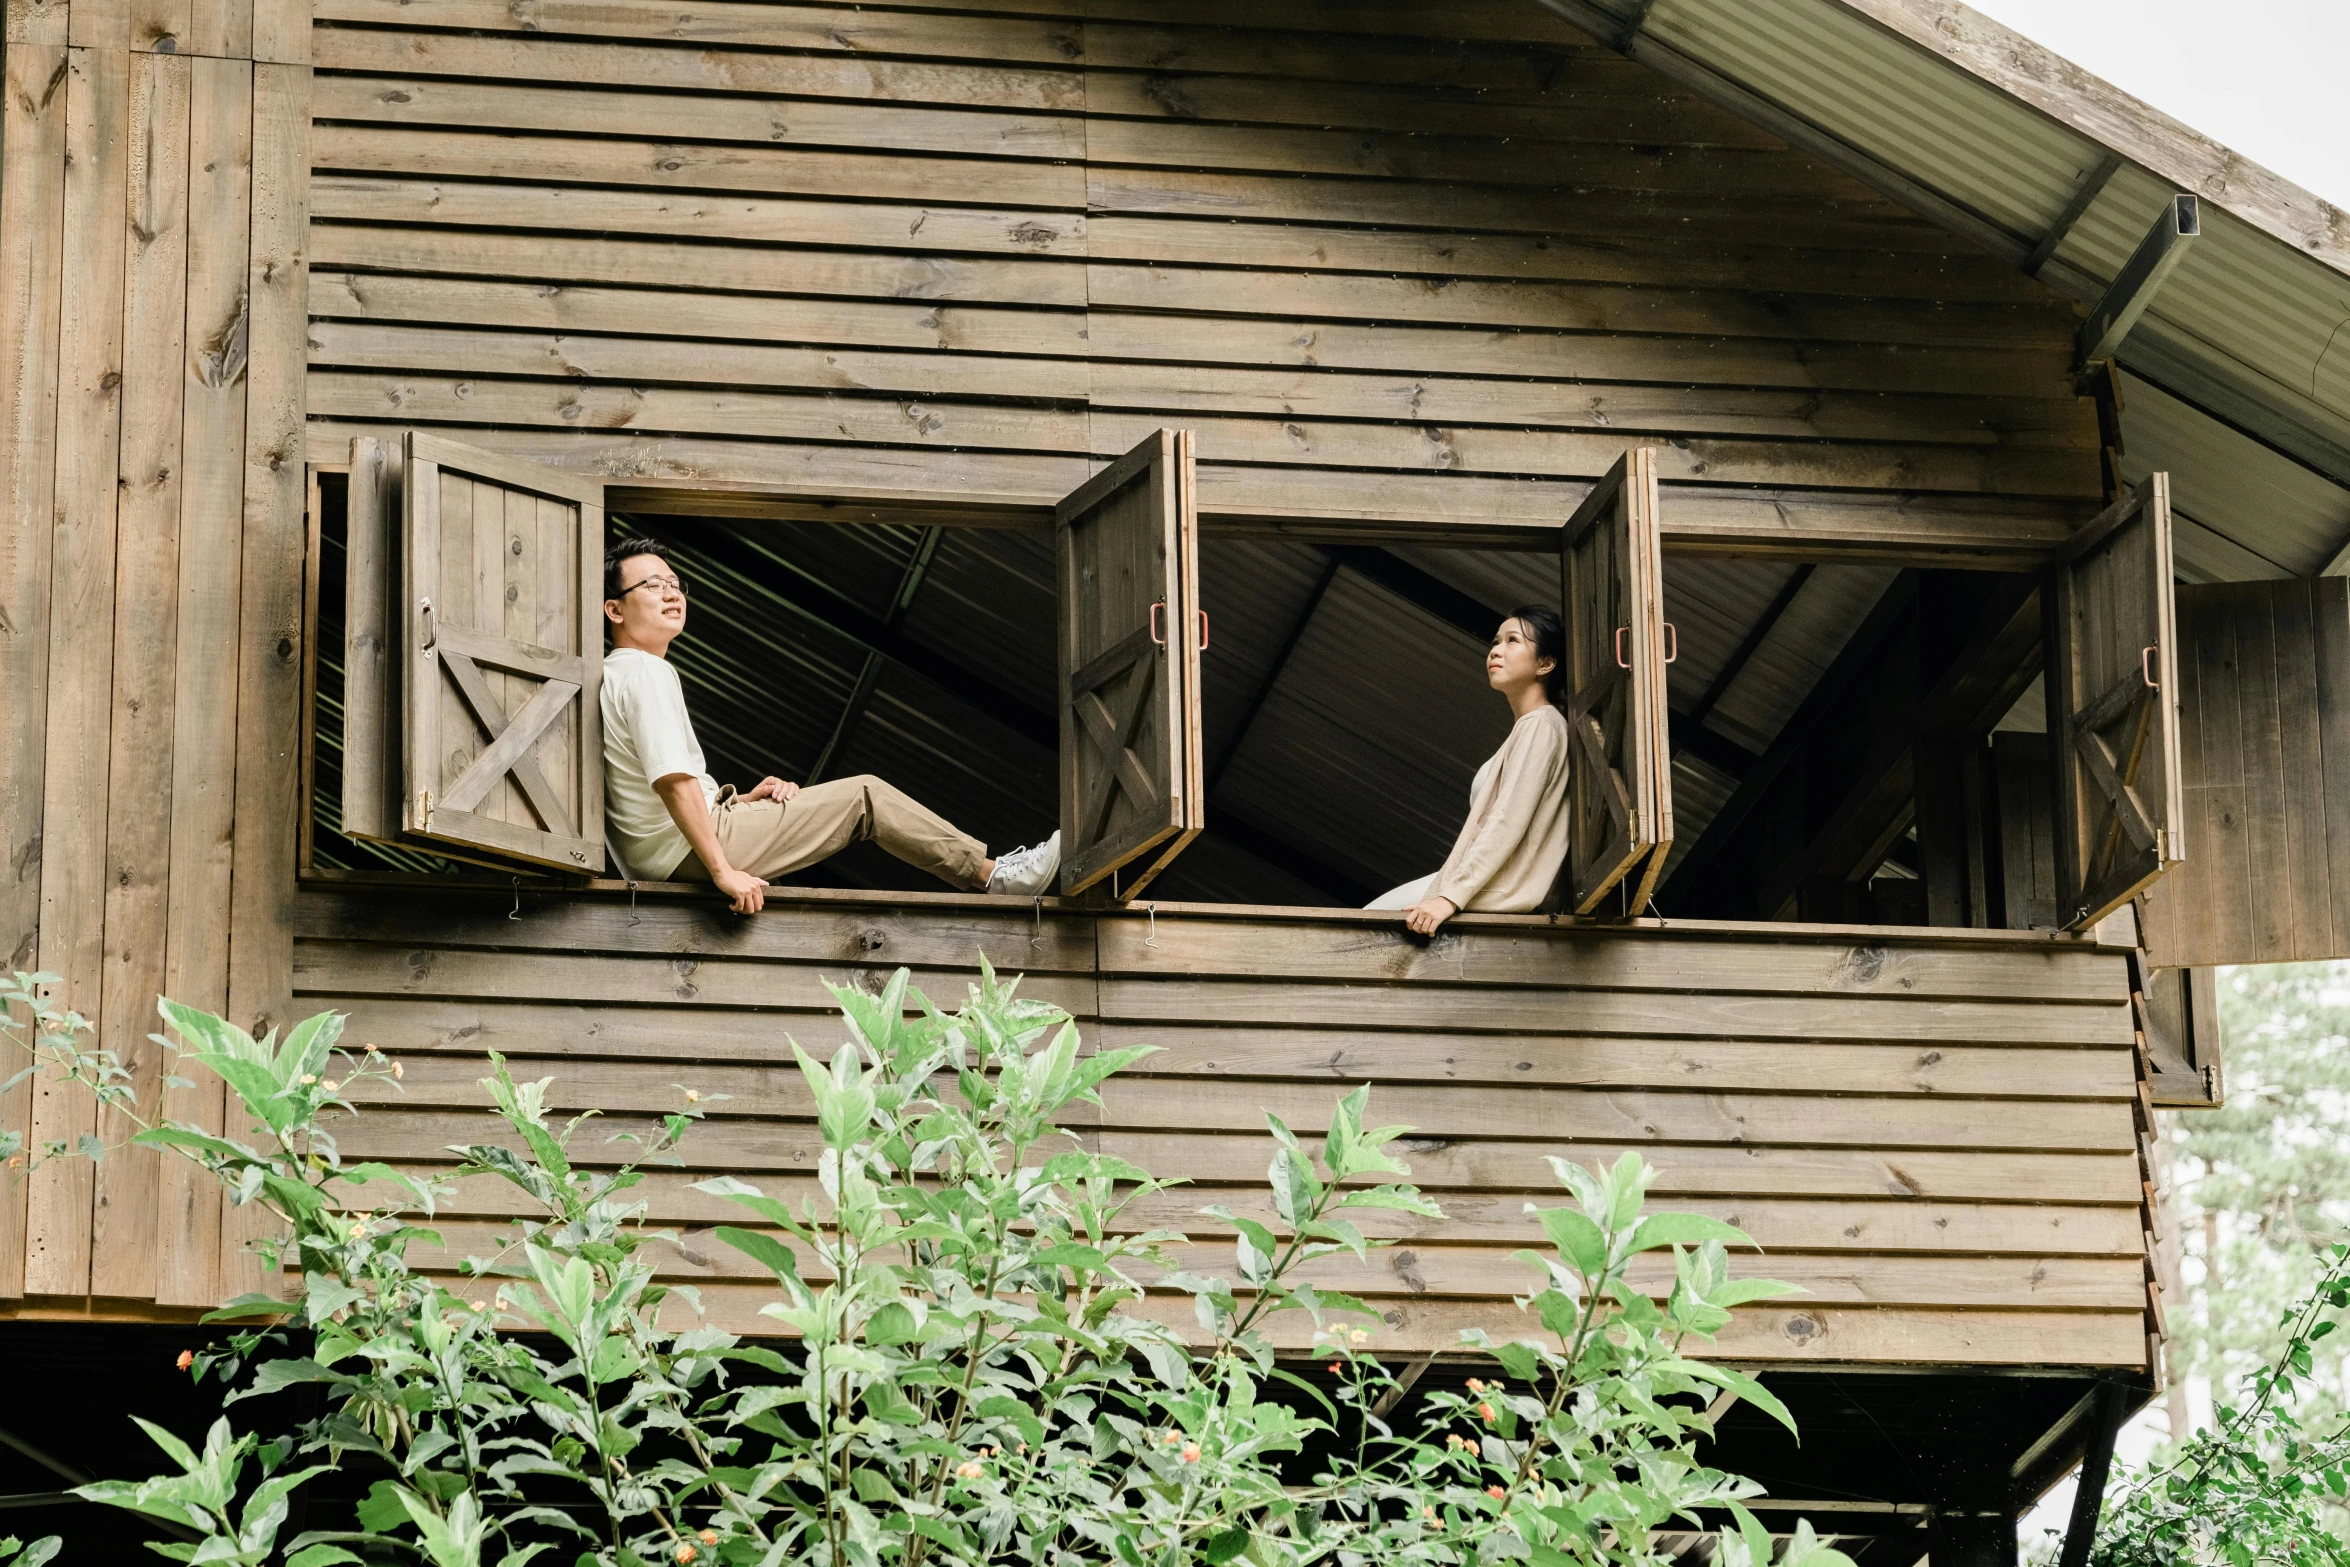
300, 0, 2099, 530
295, 884, 2147, 1367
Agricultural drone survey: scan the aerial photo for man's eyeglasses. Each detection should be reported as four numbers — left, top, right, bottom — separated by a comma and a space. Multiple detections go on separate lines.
617, 573, 687, 601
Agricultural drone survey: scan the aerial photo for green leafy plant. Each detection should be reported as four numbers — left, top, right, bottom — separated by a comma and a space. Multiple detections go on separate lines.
4, 964, 1852, 1566
2091, 1242, 2350, 1566
0, 1535, 63, 1567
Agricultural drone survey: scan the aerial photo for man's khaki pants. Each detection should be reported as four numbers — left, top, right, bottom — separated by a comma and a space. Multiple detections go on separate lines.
678, 775, 989, 891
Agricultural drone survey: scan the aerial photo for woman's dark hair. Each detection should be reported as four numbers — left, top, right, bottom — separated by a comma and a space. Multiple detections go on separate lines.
1502, 603, 1569, 708
603, 536, 674, 601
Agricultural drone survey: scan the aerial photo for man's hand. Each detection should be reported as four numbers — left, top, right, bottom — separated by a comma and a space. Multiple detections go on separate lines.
1403, 894, 1459, 937
743, 776, 800, 804
715, 866, 770, 915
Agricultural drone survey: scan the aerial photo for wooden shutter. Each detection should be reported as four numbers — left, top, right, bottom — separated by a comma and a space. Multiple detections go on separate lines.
2044, 474, 2183, 929
1558, 448, 1672, 914
1056, 430, 1203, 898
341, 437, 403, 844
2139, 575, 2350, 967
400, 432, 606, 874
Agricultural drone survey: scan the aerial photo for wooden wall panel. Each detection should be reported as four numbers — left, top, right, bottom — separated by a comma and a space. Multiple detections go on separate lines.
1, 0, 310, 1306
291, 884, 2147, 1368
2141, 578, 2350, 967
301, 0, 2100, 531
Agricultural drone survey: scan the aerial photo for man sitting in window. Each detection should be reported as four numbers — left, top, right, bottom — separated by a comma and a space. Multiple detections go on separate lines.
599, 536, 1060, 913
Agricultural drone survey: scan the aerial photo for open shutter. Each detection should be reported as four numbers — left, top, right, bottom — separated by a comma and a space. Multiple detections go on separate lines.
1056, 430, 1203, 898
1558, 448, 1672, 914
2045, 474, 2183, 929
400, 431, 606, 874
2139, 575, 2350, 966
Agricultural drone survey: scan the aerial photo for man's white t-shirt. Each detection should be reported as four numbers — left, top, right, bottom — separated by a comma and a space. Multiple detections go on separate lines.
601, 647, 718, 880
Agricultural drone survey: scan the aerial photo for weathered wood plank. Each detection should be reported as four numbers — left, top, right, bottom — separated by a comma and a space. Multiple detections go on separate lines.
328, 1042, 2129, 1152
1093, 911, 2121, 1001
296, 886, 1099, 971
311, 178, 1089, 259
1087, 262, 2073, 351
310, 272, 1090, 360
219, 59, 310, 1300
0, 42, 70, 1301
91, 50, 192, 1302
27, 44, 133, 1298
297, 939, 1099, 1017
312, 124, 1085, 210
380, 1162, 2143, 1255
153, 53, 253, 1309
310, 223, 1082, 308
309, 994, 2129, 1098
313, 74, 1084, 159
311, 22, 1085, 112
322, 1103, 2142, 1206
389, 1214, 2146, 1309
1097, 976, 2128, 1047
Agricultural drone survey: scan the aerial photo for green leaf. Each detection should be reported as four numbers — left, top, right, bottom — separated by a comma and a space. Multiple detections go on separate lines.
714, 1227, 806, 1293
287, 1545, 364, 1567
1202, 1527, 1251, 1564
1627, 1212, 1754, 1254
1676, 1361, 1798, 1437
1534, 1205, 1608, 1277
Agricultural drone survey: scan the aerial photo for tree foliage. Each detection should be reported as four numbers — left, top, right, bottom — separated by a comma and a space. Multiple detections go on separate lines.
3, 963, 1853, 1566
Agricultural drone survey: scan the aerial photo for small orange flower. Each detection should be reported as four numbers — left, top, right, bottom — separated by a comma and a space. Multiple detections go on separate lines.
1180, 1443, 1200, 1464
175, 1349, 194, 1372
1465, 1378, 1485, 1393
1486, 1485, 1507, 1501
320, 1079, 338, 1093
1478, 1402, 1496, 1424
674, 1546, 695, 1564
1327, 1361, 1341, 1373
697, 1529, 718, 1545
390, 1060, 404, 1080
1163, 1430, 1182, 1446
956, 1461, 983, 1479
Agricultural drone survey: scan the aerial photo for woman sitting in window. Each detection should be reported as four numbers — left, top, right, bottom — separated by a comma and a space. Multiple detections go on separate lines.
1368, 605, 1573, 936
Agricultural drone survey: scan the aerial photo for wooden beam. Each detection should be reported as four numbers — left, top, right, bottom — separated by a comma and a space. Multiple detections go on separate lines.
1205, 551, 1339, 799
2025, 153, 2122, 278
805, 523, 942, 786
2076, 195, 2200, 371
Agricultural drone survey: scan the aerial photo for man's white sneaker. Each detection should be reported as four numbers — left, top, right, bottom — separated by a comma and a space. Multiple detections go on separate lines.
986, 831, 1061, 898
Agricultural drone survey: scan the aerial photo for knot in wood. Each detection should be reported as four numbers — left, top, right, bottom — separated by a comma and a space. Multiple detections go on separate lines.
855, 926, 887, 953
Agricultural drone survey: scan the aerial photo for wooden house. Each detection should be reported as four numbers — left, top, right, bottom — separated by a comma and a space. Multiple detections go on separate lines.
7, 0, 2350, 1556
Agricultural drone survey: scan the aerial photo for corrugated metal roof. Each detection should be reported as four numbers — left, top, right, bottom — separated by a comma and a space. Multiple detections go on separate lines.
1555, 0, 2350, 582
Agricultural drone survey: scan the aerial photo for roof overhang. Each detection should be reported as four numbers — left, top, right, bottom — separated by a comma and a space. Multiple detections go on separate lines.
1537, 0, 2350, 581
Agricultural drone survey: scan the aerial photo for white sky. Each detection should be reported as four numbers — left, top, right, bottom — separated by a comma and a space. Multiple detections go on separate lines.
1963, 0, 2350, 209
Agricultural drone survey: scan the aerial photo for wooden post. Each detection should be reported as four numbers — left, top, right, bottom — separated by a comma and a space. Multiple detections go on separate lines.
2058, 1382, 2127, 1567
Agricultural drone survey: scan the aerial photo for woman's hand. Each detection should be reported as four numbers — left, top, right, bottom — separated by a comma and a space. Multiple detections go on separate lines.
744, 776, 800, 804
1403, 895, 1459, 936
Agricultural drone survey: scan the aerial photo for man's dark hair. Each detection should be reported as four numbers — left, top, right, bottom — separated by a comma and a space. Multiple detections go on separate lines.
604, 536, 674, 602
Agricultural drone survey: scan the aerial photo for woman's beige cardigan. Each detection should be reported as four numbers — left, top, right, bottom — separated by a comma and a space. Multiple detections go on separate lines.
1428, 704, 1572, 913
